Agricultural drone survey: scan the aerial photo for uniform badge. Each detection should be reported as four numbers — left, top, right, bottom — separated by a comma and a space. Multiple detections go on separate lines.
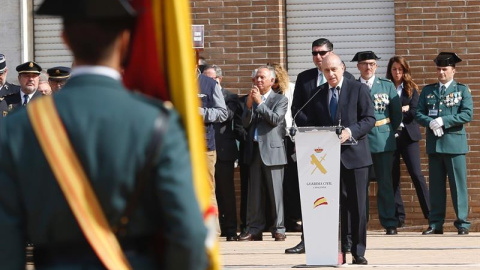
29, 62, 34, 68
2, 111, 7, 117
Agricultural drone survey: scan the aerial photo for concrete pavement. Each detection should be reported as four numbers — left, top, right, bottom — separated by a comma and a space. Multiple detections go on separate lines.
219, 231, 480, 269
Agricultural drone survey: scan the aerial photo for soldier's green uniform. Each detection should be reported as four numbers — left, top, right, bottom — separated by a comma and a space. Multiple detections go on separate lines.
367, 77, 402, 229
0, 0, 208, 269
353, 51, 402, 231
416, 53, 472, 234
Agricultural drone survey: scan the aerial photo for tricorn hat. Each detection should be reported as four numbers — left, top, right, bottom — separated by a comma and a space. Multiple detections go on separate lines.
351, 51, 381, 62
433, 52, 462, 67
36, 0, 136, 19
16, 61, 42, 75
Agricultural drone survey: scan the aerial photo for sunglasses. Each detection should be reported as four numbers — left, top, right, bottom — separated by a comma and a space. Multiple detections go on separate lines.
311, 51, 330, 56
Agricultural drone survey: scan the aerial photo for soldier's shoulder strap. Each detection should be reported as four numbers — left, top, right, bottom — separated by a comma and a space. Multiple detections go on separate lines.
27, 95, 132, 270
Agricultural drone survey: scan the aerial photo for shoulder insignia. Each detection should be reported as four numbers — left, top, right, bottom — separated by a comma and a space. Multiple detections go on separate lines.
379, 77, 392, 82
163, 100, 173, 110
3, 111, 7, 117
0, 97, 4, 101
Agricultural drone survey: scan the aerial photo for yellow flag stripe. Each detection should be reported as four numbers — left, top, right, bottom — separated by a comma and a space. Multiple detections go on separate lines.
159, 1, 221, 268
27, 96, 131, 270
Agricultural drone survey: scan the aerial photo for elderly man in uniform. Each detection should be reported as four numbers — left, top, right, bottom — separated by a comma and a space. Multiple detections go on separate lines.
0, 54, 20, 98
416, 52, 472, 235
47, 66, 71, 92
0, 61, 43, 117
0, 0, 207, 269
353, 51, 402, 235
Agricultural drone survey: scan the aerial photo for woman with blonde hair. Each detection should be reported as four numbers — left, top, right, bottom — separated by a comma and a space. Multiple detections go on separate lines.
386, 56, 430, 227
268, 62, 301, 232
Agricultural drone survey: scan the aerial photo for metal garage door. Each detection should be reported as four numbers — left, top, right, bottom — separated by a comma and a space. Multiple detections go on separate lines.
32, 0, 73, 70
286, 0, 395, 82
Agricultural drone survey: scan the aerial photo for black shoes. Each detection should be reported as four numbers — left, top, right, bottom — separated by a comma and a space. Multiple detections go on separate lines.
226, 234, 238, 241
386, 227, 398, 235
458, 228, 469, 235
285, 240, 305, 254
422, 227, 443, 235
237, 231, 263, 241
352, 255, 368, 265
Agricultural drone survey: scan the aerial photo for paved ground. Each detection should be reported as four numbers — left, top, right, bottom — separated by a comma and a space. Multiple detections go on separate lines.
219, 231, 480, 269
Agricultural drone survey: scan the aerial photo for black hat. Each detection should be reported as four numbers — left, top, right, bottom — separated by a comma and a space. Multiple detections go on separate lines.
16, 61, 42, 74
433, 52, 462, 67
36, 0, 136, 20
351, 51, 381, 62
47, 66, 71, 80
0, 54, 6, 74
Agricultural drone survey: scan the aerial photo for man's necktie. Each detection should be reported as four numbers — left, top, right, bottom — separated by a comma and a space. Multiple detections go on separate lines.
23, 94, 29, 106
330, 87, 338, 122
441, 85, 446, 96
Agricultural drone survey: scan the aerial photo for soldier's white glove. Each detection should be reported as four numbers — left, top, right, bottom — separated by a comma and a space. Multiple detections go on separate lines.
435, 117, 444, 127
433, 127, 444, 137
429, 118, 443, 130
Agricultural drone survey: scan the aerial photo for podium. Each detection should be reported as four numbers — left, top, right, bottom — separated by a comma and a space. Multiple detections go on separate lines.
295, 127, 341, 266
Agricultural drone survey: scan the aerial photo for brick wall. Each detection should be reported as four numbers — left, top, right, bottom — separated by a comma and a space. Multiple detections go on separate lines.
190, 0, 286, 95
190, 0, 480, 232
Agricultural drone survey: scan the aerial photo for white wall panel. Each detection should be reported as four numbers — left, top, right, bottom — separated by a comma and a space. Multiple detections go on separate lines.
286, 0, 395, 81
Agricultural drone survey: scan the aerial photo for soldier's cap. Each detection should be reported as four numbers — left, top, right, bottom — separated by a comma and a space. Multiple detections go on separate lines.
434, 52, 462, 67
36, 0, 136, 20
0, 54, 6, 74
47, 66, 71, 80
16, 61, 42, 75
351, 51, 381, 62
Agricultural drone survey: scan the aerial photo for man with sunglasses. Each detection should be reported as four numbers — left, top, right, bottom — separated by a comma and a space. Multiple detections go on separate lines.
47, 66, 71, 92
291, 38, 354, 127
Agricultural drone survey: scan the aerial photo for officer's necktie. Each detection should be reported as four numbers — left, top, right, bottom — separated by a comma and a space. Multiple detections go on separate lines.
329, 87, 338, 122
23, 94, 29, 106
441, 85, 446, 96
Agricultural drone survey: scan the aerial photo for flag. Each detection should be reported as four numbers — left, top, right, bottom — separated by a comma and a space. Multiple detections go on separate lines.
123, 0, 220, 269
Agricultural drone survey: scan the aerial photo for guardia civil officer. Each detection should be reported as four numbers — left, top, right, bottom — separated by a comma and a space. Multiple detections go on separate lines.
416, 52, 472, 235
47, 66, 71, 92
353, 51, 402, 235
0, 0, 207, 269
0, 53, 20, 98
0, 61, 43, 117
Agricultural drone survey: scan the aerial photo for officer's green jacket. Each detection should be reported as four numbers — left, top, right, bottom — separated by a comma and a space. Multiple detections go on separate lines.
416, 80, 473, 154
0, 73, 208, 269
367, 77, 402, 153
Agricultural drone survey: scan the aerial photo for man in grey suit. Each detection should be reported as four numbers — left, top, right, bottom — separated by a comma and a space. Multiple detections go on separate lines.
238, 66, 288, 241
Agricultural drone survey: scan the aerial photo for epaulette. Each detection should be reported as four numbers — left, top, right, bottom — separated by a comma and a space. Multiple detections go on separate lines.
455, 82, 471, 92
378, 77, 392, 82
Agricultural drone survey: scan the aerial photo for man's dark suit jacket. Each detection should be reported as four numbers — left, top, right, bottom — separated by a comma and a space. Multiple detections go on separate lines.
0, 89, 42, 118
400, 88, 422, 141
300, 79, 375, 169
214, 88, 239, 162
292, 67, 355, 126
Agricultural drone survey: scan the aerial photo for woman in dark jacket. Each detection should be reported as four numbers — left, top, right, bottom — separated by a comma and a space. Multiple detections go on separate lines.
386, 56, 430, 227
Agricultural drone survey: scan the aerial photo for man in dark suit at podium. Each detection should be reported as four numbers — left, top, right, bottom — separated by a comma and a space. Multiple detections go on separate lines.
288, 54, 375, 265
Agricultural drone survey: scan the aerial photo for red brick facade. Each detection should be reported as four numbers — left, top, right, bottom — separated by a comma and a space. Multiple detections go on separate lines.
191, 0, 479, 231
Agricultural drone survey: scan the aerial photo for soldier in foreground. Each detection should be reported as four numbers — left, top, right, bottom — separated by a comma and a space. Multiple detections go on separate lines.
0, 0, 207, 269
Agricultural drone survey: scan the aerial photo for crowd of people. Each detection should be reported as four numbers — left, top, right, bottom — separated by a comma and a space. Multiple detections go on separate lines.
197, 38, 473, 265
0, 0, 473, 267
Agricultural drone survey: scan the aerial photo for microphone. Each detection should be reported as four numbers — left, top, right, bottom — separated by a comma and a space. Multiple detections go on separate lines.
290, 86, 324, 137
